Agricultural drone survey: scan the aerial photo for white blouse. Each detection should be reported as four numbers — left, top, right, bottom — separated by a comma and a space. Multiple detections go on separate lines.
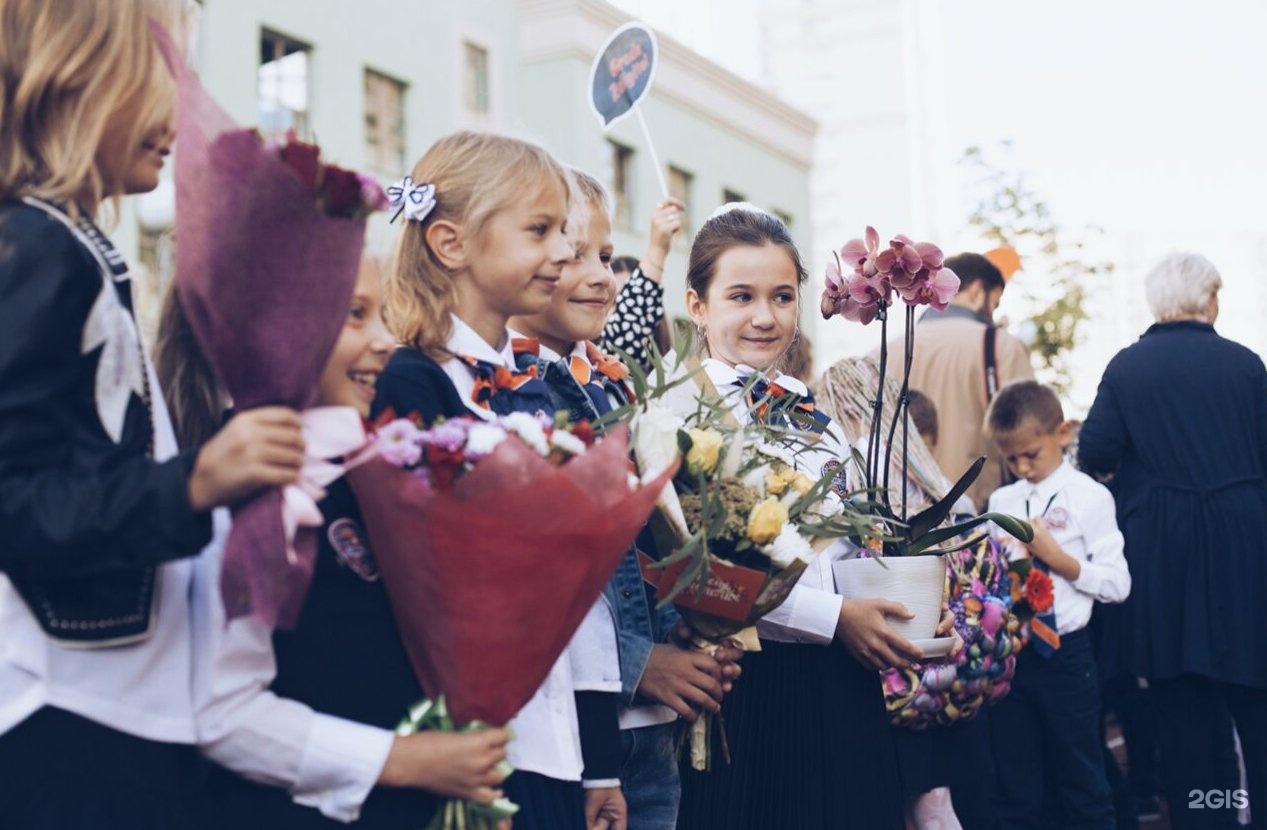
674, 358, 855, 646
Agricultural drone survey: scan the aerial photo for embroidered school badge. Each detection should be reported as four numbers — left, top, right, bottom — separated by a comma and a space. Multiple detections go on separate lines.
327, 518, 379, 581
820, 459, 851, 498
1044, 506, 1071, 530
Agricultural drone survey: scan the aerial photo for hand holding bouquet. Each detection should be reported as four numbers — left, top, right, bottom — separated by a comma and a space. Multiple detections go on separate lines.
346, 411, 672, 828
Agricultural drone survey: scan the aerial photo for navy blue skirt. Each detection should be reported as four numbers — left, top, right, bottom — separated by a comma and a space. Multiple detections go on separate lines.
501, 770, 585, 830
677, 641, 904, 829
0, 707, 206, 830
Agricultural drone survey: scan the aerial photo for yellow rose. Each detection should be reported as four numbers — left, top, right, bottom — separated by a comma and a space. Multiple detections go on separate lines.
685, 428, 724, 476
747, 497, 789, 545
790, 472, 815, 496
764, 468, 788, 495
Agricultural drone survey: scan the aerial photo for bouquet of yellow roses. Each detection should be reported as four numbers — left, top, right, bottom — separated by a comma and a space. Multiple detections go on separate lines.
624, 353, 870, 769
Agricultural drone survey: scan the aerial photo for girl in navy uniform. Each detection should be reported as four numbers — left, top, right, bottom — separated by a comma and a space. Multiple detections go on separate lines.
180, 258, 511, 829
372, 132, 623, 830
671, 205, 915, 829
510, 170, 743, 830
0, 2, 306, 827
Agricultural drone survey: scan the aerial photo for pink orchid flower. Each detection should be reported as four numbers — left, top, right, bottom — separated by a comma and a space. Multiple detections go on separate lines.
838, 225, 880, 273
899, 266, 960, 310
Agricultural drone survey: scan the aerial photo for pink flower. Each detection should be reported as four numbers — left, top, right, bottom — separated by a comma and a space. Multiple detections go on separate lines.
375, 419, 425, 467
838, 225, 880, 273
898, 266, 960, 310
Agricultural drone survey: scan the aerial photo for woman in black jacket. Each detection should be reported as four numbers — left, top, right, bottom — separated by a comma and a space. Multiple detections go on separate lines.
1078, 252, 1267, 830
0, 2, 304, 827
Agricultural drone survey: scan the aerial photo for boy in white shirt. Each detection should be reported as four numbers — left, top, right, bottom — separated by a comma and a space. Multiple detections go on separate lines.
985, 380, 1131, 830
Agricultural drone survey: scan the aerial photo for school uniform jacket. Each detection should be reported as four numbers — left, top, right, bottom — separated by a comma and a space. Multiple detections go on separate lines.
0, 198, 211, 741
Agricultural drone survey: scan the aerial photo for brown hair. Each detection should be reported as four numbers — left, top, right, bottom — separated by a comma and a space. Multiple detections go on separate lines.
0, 0, 178, 219
384, 131, 572, 359
986, 379, 1064, 436
155, 285, 226, 449
906, 388, 938, 449
686, 205, 807, 300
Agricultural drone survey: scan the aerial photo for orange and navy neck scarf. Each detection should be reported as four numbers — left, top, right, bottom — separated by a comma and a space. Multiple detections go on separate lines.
735, 375, 832, 436
456, 342, 554, 416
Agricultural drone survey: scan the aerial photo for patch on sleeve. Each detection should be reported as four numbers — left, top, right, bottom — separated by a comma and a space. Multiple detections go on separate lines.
327, 518, 379, 581
821, 458, 851, 498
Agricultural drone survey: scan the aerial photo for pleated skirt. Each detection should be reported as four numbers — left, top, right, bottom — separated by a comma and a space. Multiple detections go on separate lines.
501, 770, 586, 830
677, 641, 904, 830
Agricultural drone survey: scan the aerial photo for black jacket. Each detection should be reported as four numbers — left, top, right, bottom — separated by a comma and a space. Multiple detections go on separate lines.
0, 198, 210, 643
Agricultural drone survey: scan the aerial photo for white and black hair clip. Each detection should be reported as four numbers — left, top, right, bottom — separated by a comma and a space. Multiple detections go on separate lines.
387, 176, 437, 224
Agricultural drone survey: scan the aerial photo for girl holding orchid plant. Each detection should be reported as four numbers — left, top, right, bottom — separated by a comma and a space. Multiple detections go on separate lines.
672, 204, 918, 830
372, 132, 624, 830
170, 258, 512, 830
0, 2, 308, 827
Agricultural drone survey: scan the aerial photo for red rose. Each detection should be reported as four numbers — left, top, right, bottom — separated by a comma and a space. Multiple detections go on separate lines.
280, 139, 322, 194
323, 164, 363, 217
1024, 568, 1055, 613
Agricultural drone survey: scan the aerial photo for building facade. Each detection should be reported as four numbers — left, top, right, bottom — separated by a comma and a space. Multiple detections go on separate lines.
120, 0, 817, 343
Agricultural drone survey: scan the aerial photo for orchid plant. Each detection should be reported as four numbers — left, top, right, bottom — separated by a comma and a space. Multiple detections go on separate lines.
822, 227, 1031, 555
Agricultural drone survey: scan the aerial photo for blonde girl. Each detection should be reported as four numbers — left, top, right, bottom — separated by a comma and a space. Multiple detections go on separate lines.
0, 1, 304, 827
376, 131, 603, 830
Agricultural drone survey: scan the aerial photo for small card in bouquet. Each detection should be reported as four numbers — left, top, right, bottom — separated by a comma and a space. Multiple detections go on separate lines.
638, 551, 765, 622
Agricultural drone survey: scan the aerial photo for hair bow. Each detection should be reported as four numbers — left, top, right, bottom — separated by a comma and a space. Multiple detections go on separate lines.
387, 176, 437, 223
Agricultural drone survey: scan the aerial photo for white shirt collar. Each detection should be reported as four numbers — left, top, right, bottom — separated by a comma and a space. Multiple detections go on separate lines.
447, 313, 514, 367
699, 358, 809, 397
1023, 459, 1075, 504
536, 340, 587, 364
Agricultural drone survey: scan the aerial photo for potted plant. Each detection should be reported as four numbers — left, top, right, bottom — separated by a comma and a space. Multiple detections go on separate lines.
820, 227, 1033, 650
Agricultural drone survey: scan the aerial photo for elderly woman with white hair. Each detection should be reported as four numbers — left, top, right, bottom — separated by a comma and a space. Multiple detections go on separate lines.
1078, 252, 1267, 830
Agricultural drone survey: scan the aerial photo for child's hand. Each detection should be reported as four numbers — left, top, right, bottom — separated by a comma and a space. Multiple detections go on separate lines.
636, 643, 724, 720
584, 785, 627, 830
639, 198, 685, 283
936, 606, 965, 657
1024, 517, 1082, 582
836, 598, 924, 670
1025, 518, 1061, 565
187, 406, 305, 511
712, 642, 744, 694
379, 727, 510, 802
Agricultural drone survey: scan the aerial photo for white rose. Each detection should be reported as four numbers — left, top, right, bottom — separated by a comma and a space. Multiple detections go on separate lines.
761, 522, 815, 568
502, 411, 550, 456
632, 400, 685, 481
550, 429, 587, 457
466, 422, 508, 458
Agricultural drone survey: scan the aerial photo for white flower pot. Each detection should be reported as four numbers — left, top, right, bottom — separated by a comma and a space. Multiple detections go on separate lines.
833, 554, 947, 642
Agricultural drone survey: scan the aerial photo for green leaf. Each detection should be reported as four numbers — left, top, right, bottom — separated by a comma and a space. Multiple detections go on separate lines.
906, 456, 985, 541
906, 512, 1032, 553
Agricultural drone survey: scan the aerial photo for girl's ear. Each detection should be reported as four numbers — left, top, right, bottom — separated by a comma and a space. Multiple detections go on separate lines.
685, 287, 706, 325
424, 220, 466, 271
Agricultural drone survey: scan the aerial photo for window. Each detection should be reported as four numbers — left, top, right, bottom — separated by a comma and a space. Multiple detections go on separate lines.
668, 166, 694, 239
258, 29, 310, 138
463, 41, 490, 114
608, 140, 635, 227
722, 188, 746, 205
364, 69, 406, 176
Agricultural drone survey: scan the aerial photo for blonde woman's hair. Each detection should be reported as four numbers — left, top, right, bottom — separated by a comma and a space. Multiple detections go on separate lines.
0, 0, 178, 218
385, 131, 573, 358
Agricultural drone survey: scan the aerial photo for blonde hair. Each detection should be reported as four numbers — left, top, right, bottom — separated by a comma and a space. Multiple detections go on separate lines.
0, 0, 178, 218
385, 131, 572, 358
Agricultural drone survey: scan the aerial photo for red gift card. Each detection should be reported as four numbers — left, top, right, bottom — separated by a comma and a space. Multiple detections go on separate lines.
638, 551, 766, 622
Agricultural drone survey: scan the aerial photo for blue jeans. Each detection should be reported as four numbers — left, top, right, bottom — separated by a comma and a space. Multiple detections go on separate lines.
620, 722, 680, 830
989, 628, 1115, 829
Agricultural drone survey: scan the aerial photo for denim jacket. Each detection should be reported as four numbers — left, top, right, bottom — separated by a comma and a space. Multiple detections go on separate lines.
605, 536, 680, 706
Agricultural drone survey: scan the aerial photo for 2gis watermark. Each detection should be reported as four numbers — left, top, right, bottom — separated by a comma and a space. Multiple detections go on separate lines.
1187, 789, 1249, 811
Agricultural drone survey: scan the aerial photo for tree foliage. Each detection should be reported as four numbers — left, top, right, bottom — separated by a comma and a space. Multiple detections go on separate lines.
960, 143, 1114, 395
